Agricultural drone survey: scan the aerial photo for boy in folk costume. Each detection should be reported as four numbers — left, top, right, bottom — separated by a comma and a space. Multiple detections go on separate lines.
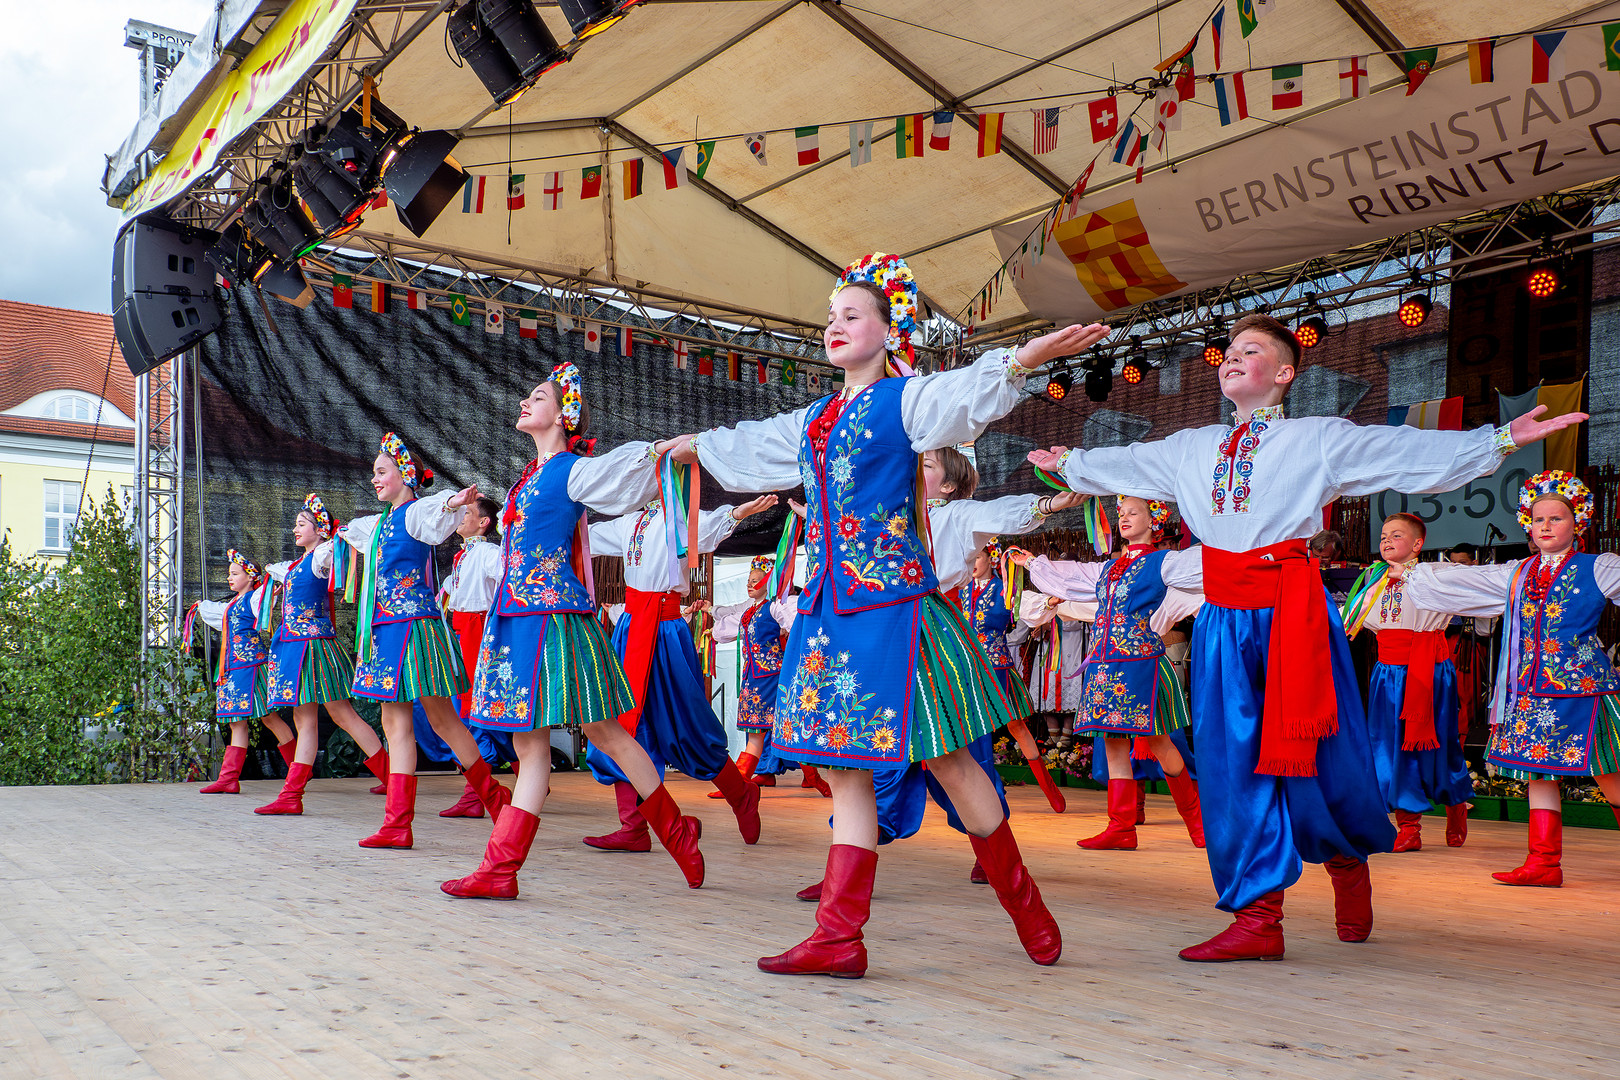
704, 555, 832, 798
578, 492, 779, 849
256, 495, 391, 814
337, 434, 512, 849
186, 550, 297, 792
1009, 496, 1207, 851
1028, 313, 1584, 961
443, 364, 709, 898
1340, 513, 1472, 850
1400, 471, 1620, 887
665, 252, 1112, 977
437, 496, 517, 819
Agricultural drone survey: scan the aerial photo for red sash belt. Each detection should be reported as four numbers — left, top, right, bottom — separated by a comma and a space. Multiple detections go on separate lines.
616, 588, 685, 734
1375, 628, 1451, 752
1203, 540, 1338, 777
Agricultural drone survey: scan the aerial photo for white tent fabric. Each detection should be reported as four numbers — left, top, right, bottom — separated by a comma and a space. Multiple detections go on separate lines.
107, 1, 1605, 332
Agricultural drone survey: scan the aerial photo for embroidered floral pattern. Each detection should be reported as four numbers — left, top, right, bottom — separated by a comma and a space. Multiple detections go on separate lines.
777, 630, 898, 755
1493, 695, 1588, 768
627, 505, 656, 567
353, 656, 397, 694
1513, 558, 1620, 697
742, 602, 784, 675
472, 643, 531, 723
960, 581, 1013, 668
1211, 404, 1282, 515
1078, 665, 1154, 732
737, 681, 774, 728
1089, 555, 1162, 661
225, 597, 267, 666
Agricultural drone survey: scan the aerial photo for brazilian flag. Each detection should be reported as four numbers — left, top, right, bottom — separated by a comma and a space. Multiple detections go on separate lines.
449, 293, 470, 326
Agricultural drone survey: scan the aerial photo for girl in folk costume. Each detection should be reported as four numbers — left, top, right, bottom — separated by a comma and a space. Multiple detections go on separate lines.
578, 491, 779, 850
1401, 471, 1620, 887
1340, 513, 1472, 851
437, 495, 517, 819
255, 495, 391, 815
442, 363, 705, 899
337, 433, 511, 849
705, 555, 831, 797
666, 252, 1111, 977
186, 550, 297, 793
1027, 313, 1585, 961
1010, 497, 1207, 851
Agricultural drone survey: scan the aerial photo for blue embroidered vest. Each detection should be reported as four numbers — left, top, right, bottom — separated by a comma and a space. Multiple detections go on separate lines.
498, 454, 593, 616
1088, 549, 1169, 664
958, 577, 1014, 668
799, 380, 935, 614
742, 600, 785, 678
1512, 553, 1620, 698
275, 552, 336, 643
224, 593, 267, 671
372, 506, 443, 625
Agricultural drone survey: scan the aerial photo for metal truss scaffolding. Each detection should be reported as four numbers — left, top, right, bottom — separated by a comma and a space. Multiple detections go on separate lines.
136, 355, 186, 652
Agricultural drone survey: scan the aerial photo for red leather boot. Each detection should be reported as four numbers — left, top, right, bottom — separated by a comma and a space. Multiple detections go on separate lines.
711, 758, 763, 844
641, 785, 705, 888
582, 782, 651, 852
462, 758, 512, 823
1325, 856, 1374, 942
758, 845, 877, 978
969, 820, 1062, 965
795, 878, 824, 901
364, 748, 388, 794
800, 765, 832, 797
441, 807, 542, 899
255, 762, 312, 815
439, 782, 485, 818
1492, 808, 1563, 887
709, 751, 761, 797
1164, 770, 1205, 848
1392, 810, 1423, 852
969, 859, 989, 884
277, 740, 296, 768
1179, 892, 1285, 961
358, 774, 417, 848
751, 773, 777, 787
1445, 803, 1469, 847
1135, 779, 1149, 824
1077, 779, 1138, 850
200, 745, 247, 794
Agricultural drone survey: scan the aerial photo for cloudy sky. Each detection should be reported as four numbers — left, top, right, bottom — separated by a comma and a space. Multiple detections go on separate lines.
1, 0, 213, 314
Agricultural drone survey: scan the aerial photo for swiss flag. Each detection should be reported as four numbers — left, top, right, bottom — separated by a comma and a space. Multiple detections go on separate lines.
1088, 97, 1118, 143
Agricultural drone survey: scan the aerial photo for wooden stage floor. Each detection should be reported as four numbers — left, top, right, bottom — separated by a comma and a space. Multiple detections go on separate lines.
2, 773, 1617, 1079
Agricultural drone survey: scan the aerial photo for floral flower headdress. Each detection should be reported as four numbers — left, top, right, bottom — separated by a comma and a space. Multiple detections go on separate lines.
750, 554, 775, 575
982, 537, 1003, 561
1518, 469, 1593, 534
831, 252, 919, 373
380, 432, 432, 489
302, 493, 339, 538
227, 548, 263, 585
550, 360, 584, 433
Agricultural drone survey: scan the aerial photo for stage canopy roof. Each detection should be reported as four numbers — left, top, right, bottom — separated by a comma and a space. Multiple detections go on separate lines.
106, 0, 1616, 352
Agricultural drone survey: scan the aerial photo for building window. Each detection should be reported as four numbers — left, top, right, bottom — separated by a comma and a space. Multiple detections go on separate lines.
44, 480, 82, 550
43, 394, 95, 422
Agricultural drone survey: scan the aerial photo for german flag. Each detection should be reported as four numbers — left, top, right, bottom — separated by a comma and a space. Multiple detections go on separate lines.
370, 280, 389, 314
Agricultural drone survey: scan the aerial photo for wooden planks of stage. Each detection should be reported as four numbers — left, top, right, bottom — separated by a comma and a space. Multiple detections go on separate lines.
2, 774, 1617, 1080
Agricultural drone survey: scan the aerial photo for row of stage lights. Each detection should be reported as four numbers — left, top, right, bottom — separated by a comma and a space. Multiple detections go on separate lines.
1047, 264, 1570, 403
207, 0, 640, 304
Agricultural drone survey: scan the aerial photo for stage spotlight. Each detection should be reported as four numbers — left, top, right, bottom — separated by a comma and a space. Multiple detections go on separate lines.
384, 130, 467, 237
558, 0, 636, 39
1084, 358, 1113, 403
1527, 267, 1560, 299
1296, 316, 1328, 349
1045, 363, 1072, 401
1203, 337, 1228, 367
204, 221, 271, 289
295, 107, 404, 234
449, 0, 567, 106
1397, 294, 1431, 328
1121, 351, 1146, 385
245, 171, 323, 262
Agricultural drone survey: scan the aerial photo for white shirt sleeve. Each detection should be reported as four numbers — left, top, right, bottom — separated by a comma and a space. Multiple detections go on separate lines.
1058, 428, 1193, 501
1151, 587, 1203, 634
1595, 553, 1620, 602
443, 541, 503, 613
1403, 561, 1518, 618
566, 442, 661, 515
1322, 421, 1512, 498
403, 490, 460, 546
710, 601, 751, 643
696, 507, 740, 554
900, 349, 1027, 452
769, 596, 798, 633
194, 598, 229, 631
588, 514, 635, 560
310, 540, 335, 578
338, 513, 381, 554
1158, 546, 1203, 591
1016, 590, 1062, 629
695, 407, 813, 493
1025, 555, 1104, 601
264, 560, 293, 584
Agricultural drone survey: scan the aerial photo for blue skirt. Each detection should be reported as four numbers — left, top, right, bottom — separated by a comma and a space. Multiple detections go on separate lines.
216, 663, 268, 718
1368, 660, 1472, 812
1191, 601, 1395, 913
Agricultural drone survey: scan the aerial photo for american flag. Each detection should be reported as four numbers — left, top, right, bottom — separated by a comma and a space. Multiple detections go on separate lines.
1032, 107, 1060, 154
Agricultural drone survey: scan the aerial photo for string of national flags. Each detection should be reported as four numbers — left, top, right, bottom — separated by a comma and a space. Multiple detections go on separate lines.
324, 272, 837, 390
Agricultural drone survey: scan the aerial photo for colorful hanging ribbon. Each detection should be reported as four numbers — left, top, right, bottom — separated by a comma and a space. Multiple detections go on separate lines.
181, 602, 200, 648
765, 511, 802, 600
657, 453, 702, 578
1339, 561, 1393, 638
254, 580, 279, 635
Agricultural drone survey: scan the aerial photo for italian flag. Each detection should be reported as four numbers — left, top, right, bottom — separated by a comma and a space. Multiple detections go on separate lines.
519, 309, 538, 338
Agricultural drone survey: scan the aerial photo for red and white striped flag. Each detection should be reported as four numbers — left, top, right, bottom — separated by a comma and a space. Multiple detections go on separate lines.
407, 289, 427, 311
1031, 107, 1060, 154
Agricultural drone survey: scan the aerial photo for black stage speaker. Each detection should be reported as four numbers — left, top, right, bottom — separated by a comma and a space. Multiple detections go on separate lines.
111, 216, 224, 377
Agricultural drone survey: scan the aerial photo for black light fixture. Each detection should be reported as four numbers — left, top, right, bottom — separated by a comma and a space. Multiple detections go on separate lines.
245, 168, 323, 262
1296, 315, 1328, 348
1397, 294, 1431, 328
1120, 337, 1146, 385
1045, 362, 1072, 401
1084, 356, 1113, 402
383, 130, 467, 237
1526, 266, 1560, 299
294, 105, 405, 234
205, 221, 272, 289
1203, 336, 1228, 367
449, 0, 567, 106
255, 258, 314, 308
558, 0, 637, 39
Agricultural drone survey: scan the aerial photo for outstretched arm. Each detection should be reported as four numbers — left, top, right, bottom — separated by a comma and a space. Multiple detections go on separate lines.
1401, 561, 1517, 618
1027, 429, 1191, 501
663, 407, 813, 493
403, 489, 467, 546
1326, 408, 1584, 498
565, 442, 661, 516
1020, 553, 1105, 601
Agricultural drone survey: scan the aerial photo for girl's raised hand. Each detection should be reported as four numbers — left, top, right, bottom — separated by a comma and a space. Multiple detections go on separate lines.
1048, 490, 1083, 512
1015, 324, 1111, 368
655, 435, 700, 464
787, 499, 807, 519
1003, 546, 1034, 566
734, 494, 779, 520
448, 484, 480, 510
1027, 446, 1070, 472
